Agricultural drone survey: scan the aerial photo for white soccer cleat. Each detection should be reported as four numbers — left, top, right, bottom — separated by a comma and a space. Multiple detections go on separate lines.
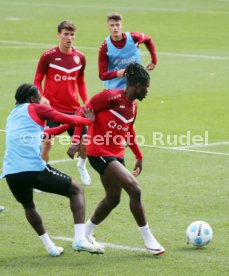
0, 206, 5, 213
47, 245, 64, 257
72, 239, 104, 254
87, 234, 105, 250
77, 162, 91, 186
145, 244, 166, 256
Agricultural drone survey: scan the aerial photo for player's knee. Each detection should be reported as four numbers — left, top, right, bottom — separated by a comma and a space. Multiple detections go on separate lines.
127, 178, 141, 201
22, 200, 35, 210
70, 181, 84, 196
109, 196, 120, 209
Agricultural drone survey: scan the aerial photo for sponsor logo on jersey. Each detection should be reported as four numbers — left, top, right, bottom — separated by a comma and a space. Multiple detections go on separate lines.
54, 74, 76, 82
108, 120, 128, 132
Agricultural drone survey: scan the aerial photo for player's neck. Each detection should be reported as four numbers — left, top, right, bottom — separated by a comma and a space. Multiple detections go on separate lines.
124, 88, 135, 101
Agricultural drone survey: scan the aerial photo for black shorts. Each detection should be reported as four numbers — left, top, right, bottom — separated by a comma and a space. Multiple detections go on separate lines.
46, 112, 87, 137
88, 156, 125, 175
6, 165, 72, 205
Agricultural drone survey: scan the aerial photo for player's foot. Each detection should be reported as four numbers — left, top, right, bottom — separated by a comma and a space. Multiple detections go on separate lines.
72, 239, 104, 254
47, 245, 64, 257
86, 234, 105, 250
145, 244, 166, 256
77, 161, 91, 185
0, 206, 5, 213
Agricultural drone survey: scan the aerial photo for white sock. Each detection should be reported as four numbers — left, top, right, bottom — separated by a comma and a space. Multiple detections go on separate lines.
139, 224, 161, 248
85, 219, 97, 237
74, 223, 85, 242
39, 233, 54, 249
77, 157, 87, 168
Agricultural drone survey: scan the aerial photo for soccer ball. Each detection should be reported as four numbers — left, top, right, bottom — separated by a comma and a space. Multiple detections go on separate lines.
186, 221, 213, 247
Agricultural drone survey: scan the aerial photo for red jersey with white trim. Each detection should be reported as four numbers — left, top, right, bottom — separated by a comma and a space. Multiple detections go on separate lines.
80, 89, 142, 159
34, 46, 87, 113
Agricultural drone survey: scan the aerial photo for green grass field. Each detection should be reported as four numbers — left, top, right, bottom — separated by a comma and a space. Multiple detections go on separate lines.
0, 0, 229, 275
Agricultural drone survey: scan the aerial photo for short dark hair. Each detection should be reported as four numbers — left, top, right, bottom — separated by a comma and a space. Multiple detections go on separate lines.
57, 20, 76, 33
15, 83, 39, 104
107, 12, 122, 22
125, 63, 150, 86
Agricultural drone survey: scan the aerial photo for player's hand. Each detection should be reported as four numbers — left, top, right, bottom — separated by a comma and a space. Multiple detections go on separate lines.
67, 143, 80, 159
117, 69, 126, 78
146, 62, 156, 71
132, 160, 143, 177
82, 107, 95, 122
41, 96, 50, 105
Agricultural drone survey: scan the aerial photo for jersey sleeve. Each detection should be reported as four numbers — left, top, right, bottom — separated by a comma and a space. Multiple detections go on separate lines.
131, 32, 157, 65
30, 104, 93, 126
43, 124, 70, 138
126, 124, 143, 160
34, 72, 45, 96
77, 75, 88, 104
33, 53, 50, 96
98, 41, 118, 81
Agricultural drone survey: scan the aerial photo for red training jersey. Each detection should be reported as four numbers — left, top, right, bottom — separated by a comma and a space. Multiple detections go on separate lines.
98, 32, 157, 81
73, 89, 143, 160
34, 46, 88, 113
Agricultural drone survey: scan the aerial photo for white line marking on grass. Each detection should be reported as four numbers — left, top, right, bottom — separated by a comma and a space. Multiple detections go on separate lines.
142, 144, 229, 156
0, 2, 229, 15
1, 40, 229, 61
52, 236, 147, 253
49, 158, 75, 165
173, 141, 229, 149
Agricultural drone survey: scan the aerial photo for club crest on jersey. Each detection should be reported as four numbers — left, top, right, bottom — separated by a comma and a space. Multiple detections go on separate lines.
74, 55, 80, 64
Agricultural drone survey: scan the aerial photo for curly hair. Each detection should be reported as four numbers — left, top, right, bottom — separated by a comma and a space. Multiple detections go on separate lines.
125, 63, 150, 86
15, 83, 39, 104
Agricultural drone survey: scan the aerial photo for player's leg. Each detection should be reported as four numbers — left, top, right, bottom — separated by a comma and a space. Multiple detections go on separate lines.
6, 172, 64, 257
35, 165, 104, 254
85, 174, 121, 248
90, 174, 122, 225
87, 159, 165, 256
77, 134, 91, 185
68, 126, 91, 186
103, 161, 165, 255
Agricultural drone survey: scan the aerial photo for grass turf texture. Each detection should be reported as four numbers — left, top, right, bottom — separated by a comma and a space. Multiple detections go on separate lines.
0, 0, 229, 275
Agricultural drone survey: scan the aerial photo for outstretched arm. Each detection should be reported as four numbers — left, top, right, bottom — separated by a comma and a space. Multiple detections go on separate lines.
131, 32, 157, 71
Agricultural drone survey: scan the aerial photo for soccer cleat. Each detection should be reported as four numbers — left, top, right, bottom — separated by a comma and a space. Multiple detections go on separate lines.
145, 244, 166, 256
47, 245, 64, 257
87, 234, 105, 250
0, 206, 5, 213
76, 162, 91, 185
72, 239, 104, 254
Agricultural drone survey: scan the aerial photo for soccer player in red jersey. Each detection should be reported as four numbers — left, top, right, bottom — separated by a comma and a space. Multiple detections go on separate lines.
67, 63, 165, 256
1, 84, 104, 256
98, 12, 157, 89
34, 20, 91, 185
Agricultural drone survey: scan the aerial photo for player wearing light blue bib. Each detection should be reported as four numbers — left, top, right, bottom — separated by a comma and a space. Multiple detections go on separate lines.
104, 32, 141, 89
99, 12, 157, 89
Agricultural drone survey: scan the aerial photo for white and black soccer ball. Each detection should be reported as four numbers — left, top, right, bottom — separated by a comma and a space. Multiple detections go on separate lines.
186, 221, 213, 247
